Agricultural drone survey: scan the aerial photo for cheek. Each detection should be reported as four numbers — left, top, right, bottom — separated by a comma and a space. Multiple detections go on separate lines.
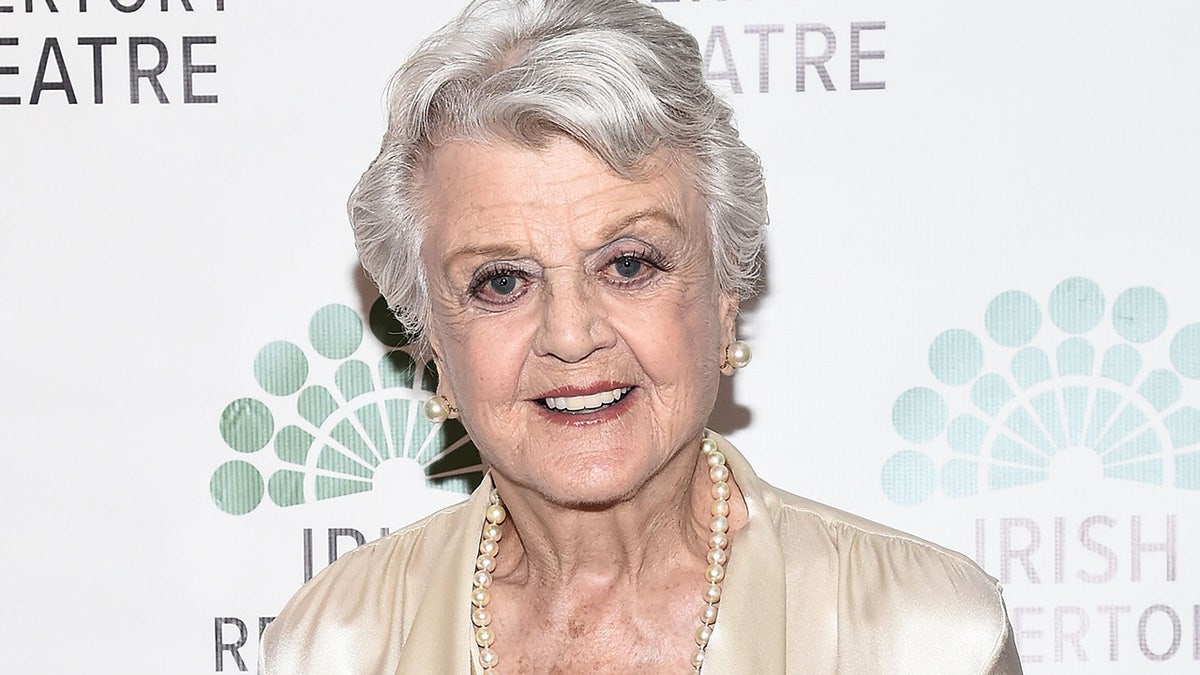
613, 292, 724, 381
440, 314, 538, 403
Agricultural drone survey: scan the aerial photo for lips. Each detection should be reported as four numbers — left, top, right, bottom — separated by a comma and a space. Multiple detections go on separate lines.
541, 386, 633, 413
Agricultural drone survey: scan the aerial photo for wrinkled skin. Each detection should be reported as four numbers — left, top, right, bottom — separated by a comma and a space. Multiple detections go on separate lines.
421, 136, 738, 509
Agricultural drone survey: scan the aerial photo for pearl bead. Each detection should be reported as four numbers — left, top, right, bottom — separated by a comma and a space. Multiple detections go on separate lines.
695, 624, 713, 646
486, 504, 507, 525
700, 438, 718, 455
706, 451, 726, 467
691, 648, 706, 669
479, 539, 498, 556
703, 583, 722, 604
709, 464, 729, 483
711, 499, 729, 517
489, 490, 501, 504
705, 563, 725, 583
709, 515, 728, 533
483, 523, 502, 541
473, 570, 492, 588
476, 554, 496, 572
726, 340, 752, 369
700, 604, 719, 625
423, 396, 450, 423
479, 648, 499, 668
472, 608, 491, 627
708, 531, 728, 550
471, 587, 490, 607
707, 548, 727, 565
475, 626, 495, 647
712, 481, 730, 500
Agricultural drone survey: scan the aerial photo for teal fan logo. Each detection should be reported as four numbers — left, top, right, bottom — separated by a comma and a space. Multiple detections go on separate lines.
882, 277, 1200, 505
209, 298, 484, 515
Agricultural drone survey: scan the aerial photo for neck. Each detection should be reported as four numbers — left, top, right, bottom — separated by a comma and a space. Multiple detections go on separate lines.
489, 436, 718, 592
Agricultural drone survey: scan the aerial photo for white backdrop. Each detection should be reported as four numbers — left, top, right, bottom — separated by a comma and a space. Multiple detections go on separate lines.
3, 1, 1199, 672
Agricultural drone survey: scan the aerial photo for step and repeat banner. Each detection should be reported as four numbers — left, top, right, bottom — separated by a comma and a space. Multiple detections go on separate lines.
3, 1, 1198, 673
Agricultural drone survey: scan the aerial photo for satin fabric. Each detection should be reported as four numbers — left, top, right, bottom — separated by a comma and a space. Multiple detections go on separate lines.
261, 434, 1023, 673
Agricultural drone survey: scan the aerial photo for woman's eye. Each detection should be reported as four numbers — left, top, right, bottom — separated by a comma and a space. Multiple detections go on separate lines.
490, 274, 518, 295
611, 256, 644, 279
469, 268, 529, 306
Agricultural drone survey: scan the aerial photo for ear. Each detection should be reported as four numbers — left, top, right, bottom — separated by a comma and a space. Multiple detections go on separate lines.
718, 292, 740, 375
720, 291, 740, 341
423, 327, 458, 406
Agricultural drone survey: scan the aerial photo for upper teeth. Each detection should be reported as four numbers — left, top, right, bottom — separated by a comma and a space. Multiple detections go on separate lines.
544, 387, 631, 412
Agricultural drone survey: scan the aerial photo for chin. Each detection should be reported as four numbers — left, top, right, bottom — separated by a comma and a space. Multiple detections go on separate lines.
524, 455, 666, 508
550, 481, 641, 509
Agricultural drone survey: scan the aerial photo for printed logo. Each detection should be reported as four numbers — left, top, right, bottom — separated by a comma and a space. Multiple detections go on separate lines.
882, 277, 1200, 505
209, 298, 482, 515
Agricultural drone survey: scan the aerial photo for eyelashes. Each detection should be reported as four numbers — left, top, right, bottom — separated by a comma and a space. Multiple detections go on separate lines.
615, 244, 672, 275
467, 262, 533, 305
602, 247, 670, 287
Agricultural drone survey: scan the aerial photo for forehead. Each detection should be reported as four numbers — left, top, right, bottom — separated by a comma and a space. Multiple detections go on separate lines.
419, 137, 705, 259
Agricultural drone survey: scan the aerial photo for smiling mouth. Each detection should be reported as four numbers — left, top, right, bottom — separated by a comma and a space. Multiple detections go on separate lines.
540, 386, 633, 414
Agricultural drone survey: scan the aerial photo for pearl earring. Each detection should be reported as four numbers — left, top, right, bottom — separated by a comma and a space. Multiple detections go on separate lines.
723, 340, 752, 370
423, 395, 457, 423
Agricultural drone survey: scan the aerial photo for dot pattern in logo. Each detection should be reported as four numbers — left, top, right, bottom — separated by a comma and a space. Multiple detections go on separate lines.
882, 277, 1200, 505
210, 298, 483, 515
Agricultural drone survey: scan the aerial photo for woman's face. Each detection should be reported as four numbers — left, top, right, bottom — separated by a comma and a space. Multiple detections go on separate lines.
420, 136, 737, 507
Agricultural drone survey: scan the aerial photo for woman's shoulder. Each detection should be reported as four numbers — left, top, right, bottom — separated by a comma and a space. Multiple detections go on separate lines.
297, 495, 474, 589
764, 487, 1022, 672
259, 498, 476, 674
772, 487, 988, 577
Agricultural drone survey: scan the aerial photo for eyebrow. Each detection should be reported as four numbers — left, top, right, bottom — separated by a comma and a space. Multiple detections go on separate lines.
599, 208, 686, 241
441, 207, 687, 272
444, 243, 524, 264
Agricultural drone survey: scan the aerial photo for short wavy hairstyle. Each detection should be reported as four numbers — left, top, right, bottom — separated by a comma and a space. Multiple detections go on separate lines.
349, 0, 768, 346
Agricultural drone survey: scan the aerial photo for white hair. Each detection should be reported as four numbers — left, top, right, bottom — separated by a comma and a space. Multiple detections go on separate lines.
349, 0, 768, 346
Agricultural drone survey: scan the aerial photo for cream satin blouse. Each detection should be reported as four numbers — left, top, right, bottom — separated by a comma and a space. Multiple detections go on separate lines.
261, 434, 1023, 673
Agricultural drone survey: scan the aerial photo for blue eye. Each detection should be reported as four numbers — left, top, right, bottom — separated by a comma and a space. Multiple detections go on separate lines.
613, 257, 643, 278
490, 275, 518, 294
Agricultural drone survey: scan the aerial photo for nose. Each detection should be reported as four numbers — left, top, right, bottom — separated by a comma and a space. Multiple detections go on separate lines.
532, 276, 614, 363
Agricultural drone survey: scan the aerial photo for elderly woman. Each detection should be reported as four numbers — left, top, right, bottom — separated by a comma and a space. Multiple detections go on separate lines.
262, 0, 1022, 673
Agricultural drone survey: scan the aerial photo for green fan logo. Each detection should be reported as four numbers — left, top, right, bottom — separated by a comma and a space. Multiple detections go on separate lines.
209, 298, 483, 515
882, 277, 1200, 505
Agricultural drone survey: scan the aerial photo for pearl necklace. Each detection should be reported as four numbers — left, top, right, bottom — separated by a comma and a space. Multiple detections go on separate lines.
469, 435, 733, 673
